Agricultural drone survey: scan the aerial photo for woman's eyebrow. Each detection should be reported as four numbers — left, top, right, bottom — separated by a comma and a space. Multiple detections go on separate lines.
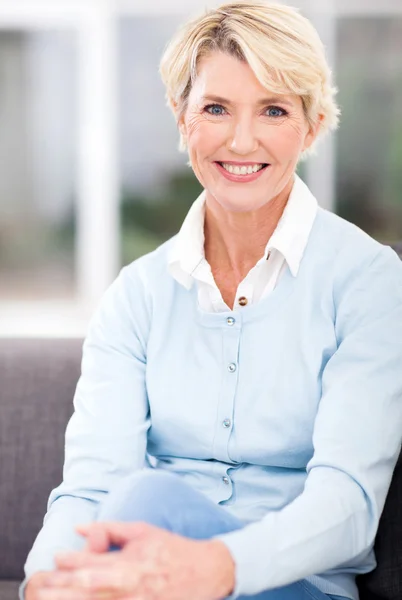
257, 96, 295, 107
200, 94, 295, 107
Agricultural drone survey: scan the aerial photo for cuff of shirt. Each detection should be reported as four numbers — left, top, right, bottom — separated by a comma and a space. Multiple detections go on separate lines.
19, 578, 28, 600
19, 568, 55, 600
20, 556, 56, 600
214, 527, 260, 598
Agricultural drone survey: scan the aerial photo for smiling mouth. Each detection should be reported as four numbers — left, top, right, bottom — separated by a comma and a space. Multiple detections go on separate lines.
216, 162, 269, 175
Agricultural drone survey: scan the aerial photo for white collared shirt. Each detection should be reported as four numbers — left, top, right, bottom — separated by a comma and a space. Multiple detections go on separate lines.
168, 175, 318, 312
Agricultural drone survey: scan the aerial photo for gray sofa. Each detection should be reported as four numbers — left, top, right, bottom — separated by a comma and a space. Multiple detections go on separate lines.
1, 242, 402, 599
0, 338, 81, 599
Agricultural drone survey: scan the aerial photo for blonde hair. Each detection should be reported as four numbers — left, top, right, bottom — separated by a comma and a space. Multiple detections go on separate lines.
159, 1, 340, 154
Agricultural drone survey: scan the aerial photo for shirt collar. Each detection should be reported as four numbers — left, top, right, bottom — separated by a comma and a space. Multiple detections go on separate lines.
168, 190, 207, 289
168, 174, 318, 287
267, 174, 317, 277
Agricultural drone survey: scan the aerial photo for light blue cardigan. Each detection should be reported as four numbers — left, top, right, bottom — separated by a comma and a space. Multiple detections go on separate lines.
22, 207, 402, 600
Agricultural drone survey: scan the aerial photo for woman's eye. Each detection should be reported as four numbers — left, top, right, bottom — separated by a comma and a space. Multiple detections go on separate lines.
266, 106, 287, 117
205, 104, 226, 116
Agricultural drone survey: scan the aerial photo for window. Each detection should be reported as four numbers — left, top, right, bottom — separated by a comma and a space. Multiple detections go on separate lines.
336, 16, 402, 243
0, 30, 77, 301
119, 15, 202, 266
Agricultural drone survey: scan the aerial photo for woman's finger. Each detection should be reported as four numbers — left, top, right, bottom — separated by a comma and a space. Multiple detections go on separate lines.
76, 524, 90, 535
37, 587, 93, 600
45, 566, 139, 594
80, 521, 150, 547
76, 523, 111, 553
38, 593, 122, 600
38, 584, 125, 600
54, 551, 114, 570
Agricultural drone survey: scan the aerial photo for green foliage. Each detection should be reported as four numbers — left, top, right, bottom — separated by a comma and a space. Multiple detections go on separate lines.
121, 169, 203, 265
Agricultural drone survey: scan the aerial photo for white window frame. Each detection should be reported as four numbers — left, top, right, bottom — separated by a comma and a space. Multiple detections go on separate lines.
0, 0, 119, 337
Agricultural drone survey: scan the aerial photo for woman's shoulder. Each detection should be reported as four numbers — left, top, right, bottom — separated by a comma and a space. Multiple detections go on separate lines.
311, 208, 402, 305
311, 207, 402, 271
314, 207, 383, 256
91, 236, 179, 335
122, 235, 178, 289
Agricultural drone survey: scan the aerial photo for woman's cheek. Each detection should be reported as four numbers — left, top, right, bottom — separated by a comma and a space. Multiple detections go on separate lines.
186, 127, 215, 179
185, 114, 205, 138
266, 122, 306, 158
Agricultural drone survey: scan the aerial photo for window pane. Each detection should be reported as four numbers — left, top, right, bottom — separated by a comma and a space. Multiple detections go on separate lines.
0, 30, 77, 301
119, 16, 202, 266
336, 17, 402, 243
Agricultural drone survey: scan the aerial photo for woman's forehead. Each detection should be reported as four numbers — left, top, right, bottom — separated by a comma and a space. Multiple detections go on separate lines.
189, 54, 298, 107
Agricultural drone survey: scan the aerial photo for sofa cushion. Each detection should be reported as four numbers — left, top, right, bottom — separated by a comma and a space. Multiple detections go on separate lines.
0, 338, 82, 581
0, 581, 20, 600
357, 454, 402, 600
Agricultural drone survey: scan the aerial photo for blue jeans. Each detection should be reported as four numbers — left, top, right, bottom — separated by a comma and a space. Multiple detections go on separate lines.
97, 470, 348, 600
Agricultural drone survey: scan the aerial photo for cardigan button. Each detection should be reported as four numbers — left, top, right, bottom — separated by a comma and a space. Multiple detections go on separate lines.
228, 363, 237, 373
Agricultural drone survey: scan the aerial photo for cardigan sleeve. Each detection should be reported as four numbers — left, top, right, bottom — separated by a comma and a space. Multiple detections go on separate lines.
216, 246, 402, 597
21, 265, 151, 595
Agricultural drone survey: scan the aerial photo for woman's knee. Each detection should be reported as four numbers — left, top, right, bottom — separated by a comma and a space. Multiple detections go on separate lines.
97, 469, 187, 524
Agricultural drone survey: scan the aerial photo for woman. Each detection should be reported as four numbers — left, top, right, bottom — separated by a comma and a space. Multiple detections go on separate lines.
23, 2, 402, 600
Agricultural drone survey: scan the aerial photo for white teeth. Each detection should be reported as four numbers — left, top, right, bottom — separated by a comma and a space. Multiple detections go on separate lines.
221, 163, 265, 175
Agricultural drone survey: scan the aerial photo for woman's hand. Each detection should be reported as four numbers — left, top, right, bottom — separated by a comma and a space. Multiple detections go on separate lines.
40, 522, 236, 600
25, 570, 104, 600
25, 572, 53, 600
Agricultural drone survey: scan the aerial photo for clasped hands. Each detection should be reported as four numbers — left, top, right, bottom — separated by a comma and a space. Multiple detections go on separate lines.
28, 521, 236, 600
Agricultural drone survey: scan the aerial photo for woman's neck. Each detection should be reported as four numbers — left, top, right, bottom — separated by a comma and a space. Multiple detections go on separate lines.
204, 180, 292, 282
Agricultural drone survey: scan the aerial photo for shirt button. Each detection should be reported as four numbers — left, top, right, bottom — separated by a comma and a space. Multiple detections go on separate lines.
228, 363, 237, 373
222, 418, 231, 428
226, 317, 235, 326
238, 296, 248, 307
222, 476, 230, 485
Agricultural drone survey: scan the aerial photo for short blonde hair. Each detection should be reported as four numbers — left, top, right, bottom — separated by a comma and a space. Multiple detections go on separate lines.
159, 1, 340, 154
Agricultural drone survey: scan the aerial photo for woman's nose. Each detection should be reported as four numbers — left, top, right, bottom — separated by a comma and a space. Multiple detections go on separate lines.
227, 119, 259, 155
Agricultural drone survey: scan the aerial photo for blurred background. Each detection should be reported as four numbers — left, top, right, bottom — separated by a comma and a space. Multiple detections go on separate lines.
0, 0, 401, 337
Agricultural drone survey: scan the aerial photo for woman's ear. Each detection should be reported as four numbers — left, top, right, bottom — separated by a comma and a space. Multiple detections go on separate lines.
169, 97, 187, 138
303, 113, 324, 152
177, 110, 187, 142
168, 96, 180, 119
178, 119, 187, 138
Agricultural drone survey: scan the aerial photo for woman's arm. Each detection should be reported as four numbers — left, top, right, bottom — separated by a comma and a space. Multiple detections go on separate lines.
21, 264, 151, 593
216, 246, 402, 597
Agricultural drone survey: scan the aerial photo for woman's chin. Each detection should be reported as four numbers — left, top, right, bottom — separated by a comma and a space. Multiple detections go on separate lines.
209, 192, 271, 214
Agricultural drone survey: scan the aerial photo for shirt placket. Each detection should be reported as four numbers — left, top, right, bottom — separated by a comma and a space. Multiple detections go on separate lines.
213, 314, 242, 501
234, 281, 254, 310
193, 260, 229, 313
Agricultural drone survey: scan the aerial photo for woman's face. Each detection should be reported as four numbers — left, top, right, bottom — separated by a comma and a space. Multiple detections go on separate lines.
179, 52, 320, 213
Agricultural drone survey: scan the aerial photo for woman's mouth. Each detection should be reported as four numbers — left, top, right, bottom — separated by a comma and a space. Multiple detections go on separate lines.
215, 161, 270, 182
